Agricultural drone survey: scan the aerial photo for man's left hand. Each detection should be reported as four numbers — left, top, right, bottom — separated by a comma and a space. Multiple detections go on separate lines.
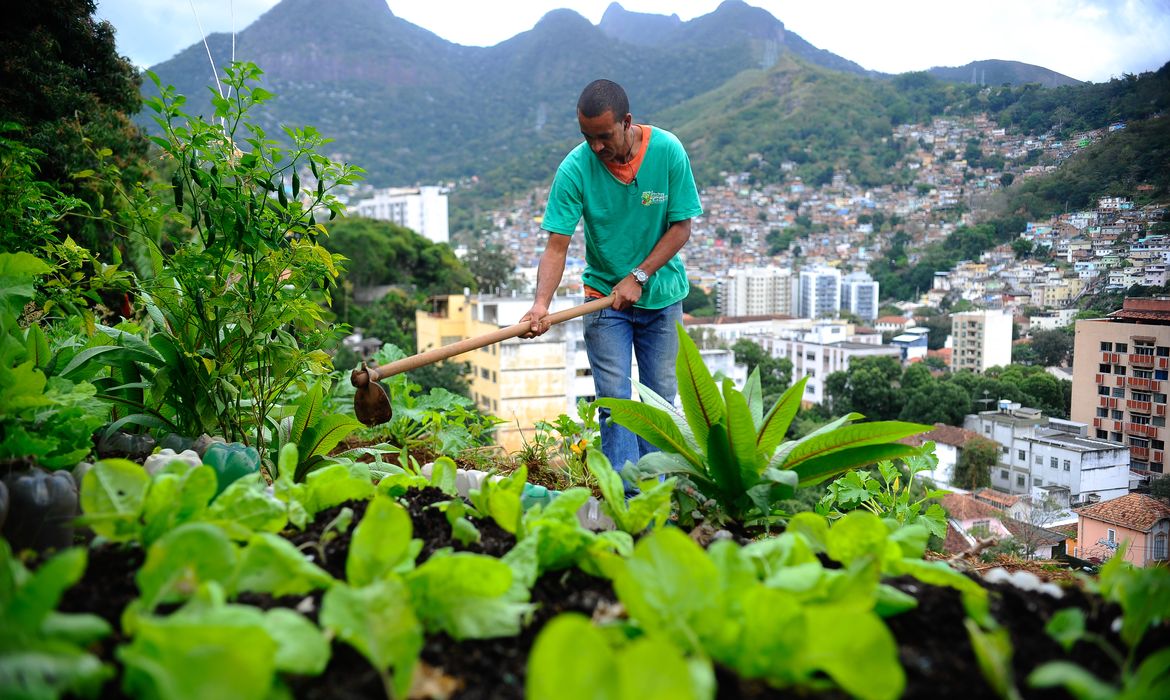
612, 275, 643, 310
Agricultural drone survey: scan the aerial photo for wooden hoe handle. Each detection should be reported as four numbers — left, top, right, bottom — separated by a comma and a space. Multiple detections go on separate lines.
358, 295, 615, 382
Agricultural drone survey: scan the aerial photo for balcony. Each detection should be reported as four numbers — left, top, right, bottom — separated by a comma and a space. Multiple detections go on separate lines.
1156, 450, 1165, 464
1159, 404, 1167, 418
1101, 351, 1121, 364
1128, 399, 1153, 414
1125, 423, 1158, 438
1127, 377, 1162, 391
1132, 446, 1150, 461
1130, 353, 1155, 367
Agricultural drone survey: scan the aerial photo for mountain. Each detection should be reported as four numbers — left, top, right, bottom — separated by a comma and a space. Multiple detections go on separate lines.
143, 0, 872, 186
928, 59, 1081, 88
597, 2, 682, 46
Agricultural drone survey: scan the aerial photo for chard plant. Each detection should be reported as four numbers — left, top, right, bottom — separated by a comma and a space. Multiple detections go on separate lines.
606, 324, 930, 526
123, 62, 362, 448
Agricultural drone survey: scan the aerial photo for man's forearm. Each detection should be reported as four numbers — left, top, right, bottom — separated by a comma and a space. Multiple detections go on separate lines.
637, 219, 692, 275
533, 236, 570, 307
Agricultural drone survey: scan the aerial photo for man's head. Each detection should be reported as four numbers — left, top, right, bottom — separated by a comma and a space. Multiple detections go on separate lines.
577, 79, 633, 163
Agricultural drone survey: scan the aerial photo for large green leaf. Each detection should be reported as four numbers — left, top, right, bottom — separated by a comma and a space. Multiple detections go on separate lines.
347, 496, 415, 586
756, 376, 809, 457
290, 383, 324, 445
633, 378, 697, 449
800, 604, 905, 700
136, 523, 238, 610
723, 379, 761, 486
742, 367, 764, 429
767, 411, 863, 471
706, 422, 743, 507
675, 325, 724, 453
297, 413, 363, 460
79, 459, 150, 541
791, 444, 924, 487
232, 533, 334, 597
596, 398, 703, 470
57, 344, 165, 381
781, 421, 930, 470
404, 553, 533, 640
320, 578, 423, 699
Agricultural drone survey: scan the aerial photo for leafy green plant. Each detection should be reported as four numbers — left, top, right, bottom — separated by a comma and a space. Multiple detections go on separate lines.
609, 325, 929, 526
124, 63, 361, 447
1027, 543, 1170, 699
0, 542, 114, 699
815, 448, 949, 538
0, 252, 108, 468
586, 450, 675, 535
534, 399, 601, 489
269, 382, 363, 482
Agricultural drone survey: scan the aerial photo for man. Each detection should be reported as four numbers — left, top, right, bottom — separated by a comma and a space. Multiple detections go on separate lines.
520, 79, 702, 485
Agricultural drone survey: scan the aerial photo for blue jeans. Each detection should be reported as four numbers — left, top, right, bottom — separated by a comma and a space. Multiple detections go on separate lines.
583, 301, 682, 492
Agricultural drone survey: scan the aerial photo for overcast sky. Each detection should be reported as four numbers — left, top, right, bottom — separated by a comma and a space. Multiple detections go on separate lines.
96, 0, 1170, 83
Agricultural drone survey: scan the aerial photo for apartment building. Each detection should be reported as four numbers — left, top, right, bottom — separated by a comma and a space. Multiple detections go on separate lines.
417, 293, 744, 451
1071, 297, 1170, 474
719, 266, 793, 317
350, 186, 449, 244
964, 406, 1132, 506
950, 309, 1013, 373
840, 271, 880, 322
752, 322, 900, 405
798, 266, 841, 320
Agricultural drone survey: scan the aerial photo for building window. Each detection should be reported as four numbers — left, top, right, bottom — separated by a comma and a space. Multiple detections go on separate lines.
1063, 460, 1071, 471
1156, 533, 1168, 561
1000, 469, 1009, 479
1112, 387, 1125, 398
1035, 455, 1043, 464
1051, 457, 1059, 469
1101, 342, 1113, 351
1154, 440, 1165, 450
1158, 346, 1170, 357
984, 425, 991, 433
1097, 407, 1108, 417
1035, 479, 1043, 486
1099, 363, 1111, 373
1016, 475, 1026, 487
1111, 432, 1123, 442
1002, 446, 1009, 455
1018, 449, 1026, 461
1097, 429, 1108, 439
1116, 343, 1128, 353
1155, 393, 1168, 404
1112, 410, 1124, 420
1114, 365, 1126, 376
1107, 528, 1116, 544
1158, 370, 1169, 381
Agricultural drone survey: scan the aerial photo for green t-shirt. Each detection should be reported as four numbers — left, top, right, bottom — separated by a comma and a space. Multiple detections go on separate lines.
541, 126, 703, 309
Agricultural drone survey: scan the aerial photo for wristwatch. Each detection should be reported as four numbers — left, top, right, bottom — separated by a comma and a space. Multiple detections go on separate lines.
631, 267, 649, 286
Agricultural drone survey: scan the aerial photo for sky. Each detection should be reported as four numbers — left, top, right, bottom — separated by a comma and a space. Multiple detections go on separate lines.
95, 0, 1170, 83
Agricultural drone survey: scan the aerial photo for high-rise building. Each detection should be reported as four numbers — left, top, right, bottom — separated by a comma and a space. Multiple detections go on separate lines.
1071, 298, 1170, 474
351, 186, 449, 244
719, 266, 793, 317
840, 271, 880, 322
951, 310, 1013, 373
798, 266, 841, 320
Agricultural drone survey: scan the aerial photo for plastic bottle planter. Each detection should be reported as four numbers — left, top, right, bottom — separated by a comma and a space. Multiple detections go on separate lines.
142, 449, 203, 476
0, 467, 79, 552
201, 442, 262, 495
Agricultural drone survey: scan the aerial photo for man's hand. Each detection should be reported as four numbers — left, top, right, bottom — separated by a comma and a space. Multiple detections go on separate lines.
612, 275, 643, 311
519, 303, 550, 338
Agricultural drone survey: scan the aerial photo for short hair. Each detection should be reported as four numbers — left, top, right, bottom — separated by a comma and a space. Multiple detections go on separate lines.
577, 79, 629, 120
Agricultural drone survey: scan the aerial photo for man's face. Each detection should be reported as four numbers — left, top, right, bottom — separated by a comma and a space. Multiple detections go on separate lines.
578, 109, 631, 163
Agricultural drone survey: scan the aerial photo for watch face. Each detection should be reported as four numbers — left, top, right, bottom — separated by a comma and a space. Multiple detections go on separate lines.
633, 268, 648, 283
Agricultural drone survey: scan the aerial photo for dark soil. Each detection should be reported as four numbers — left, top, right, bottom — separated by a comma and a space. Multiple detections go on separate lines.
50, 487, 1169, 700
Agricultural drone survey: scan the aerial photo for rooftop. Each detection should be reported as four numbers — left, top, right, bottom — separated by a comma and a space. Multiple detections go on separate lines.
1075, 493, 1170, 532
942, 492, 1008, 521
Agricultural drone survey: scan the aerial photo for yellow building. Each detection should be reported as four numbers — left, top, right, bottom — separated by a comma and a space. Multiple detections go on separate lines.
416, 293, 589, 452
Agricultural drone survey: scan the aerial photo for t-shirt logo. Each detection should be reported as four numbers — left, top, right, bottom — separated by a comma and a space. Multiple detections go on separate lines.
641, 191, 667, 207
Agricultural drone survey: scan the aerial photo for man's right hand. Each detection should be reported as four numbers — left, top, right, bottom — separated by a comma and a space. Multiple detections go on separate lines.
519, 304, 550, 339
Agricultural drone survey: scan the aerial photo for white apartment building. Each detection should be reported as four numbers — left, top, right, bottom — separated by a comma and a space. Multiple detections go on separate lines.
351, 186, 450, 244
798, 266, 842, 320
752, 322, 900, 405
840, 271, 880, 322
951, 309, 1013, 373
719, 266, 794, 317
964, 406, 1132, 507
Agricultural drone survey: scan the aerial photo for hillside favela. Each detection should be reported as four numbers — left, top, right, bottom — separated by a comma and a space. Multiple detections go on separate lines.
3, 1, 1170, 698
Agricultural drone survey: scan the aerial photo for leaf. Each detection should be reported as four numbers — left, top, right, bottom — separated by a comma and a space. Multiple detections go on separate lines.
141, 465, 218, 545
826, 511, 888, 567
136, 523, 238, 610
633, 378, 697, 448
24, 324, 50, 370
1045, 608, 1086, 653
302, 462, 374, 517
206, 478, 288, 534
781, 421, 931, 473
965, 619, 1022, 700
526, 614, 619, 699
723, 379, 761, 485
297, 413, 363, 459
742, 367, 764, 428
79, 459, 150, 541
595, 398, 703, 470
260, 608, 330, 676
675, 325, 725, 452
404, 553, 533, 640
320, 578, 423, 699
757, 376, 810, 457
5, 548, 87, 631
291, 383, 323, 444
801, 604, 905, 700
1027, 661, 1116, 700
232, 533, 334, 597
347, 496, 415, 587
791, 443, 925, 487
429, 456, 458, 497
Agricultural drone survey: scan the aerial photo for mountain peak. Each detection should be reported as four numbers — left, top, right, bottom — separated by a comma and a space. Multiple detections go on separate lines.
598, 2, 682, 46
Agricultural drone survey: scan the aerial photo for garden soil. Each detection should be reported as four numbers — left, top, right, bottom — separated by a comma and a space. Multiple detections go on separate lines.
52, 488, 1168, 700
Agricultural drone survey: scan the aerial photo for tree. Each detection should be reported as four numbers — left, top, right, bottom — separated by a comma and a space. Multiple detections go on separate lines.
323, 217, 475, 294
824, 356, 902, 420
1151, 475, 1170, 503
1030, 328, 1073, 367
731, 339, 793, 405
899, 381, 971, 426
954, 436, 997, 490
683, 284, 716, 317
466, 243, 519, 294
0, 0, 150, 253
1011, 237, 1035, 259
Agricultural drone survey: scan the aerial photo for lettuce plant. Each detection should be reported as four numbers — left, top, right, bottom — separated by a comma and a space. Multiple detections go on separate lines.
603, 324, 929, 525
815, 449, 949, 538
